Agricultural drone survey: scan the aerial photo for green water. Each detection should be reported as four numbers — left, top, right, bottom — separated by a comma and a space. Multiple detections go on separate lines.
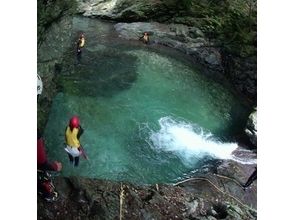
43, 17, 250, 184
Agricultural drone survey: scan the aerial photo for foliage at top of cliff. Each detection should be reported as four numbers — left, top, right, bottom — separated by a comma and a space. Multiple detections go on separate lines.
174, 0, 257, 57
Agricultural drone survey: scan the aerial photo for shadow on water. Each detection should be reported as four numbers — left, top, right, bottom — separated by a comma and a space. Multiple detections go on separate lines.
56, 46, 139, 98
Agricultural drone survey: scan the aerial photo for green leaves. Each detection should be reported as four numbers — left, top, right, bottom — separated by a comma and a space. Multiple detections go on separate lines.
192, 0, 257, 57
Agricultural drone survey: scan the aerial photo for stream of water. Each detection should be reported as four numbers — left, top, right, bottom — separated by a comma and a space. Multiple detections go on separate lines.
43, 17, 253, 184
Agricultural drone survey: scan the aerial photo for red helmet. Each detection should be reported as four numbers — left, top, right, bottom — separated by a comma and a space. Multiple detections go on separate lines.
69, 116, 80, 129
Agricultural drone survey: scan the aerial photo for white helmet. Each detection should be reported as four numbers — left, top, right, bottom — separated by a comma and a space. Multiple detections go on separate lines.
37, 74, 43, 95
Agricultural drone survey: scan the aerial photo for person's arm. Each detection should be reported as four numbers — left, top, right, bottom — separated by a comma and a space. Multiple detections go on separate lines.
40, 161, 62, 171
38, 138, 62, 171
65, 126, 68, 143
78, 126, 84, 139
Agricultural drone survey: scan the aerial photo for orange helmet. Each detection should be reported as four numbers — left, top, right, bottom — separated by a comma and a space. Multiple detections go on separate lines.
69, 116, 80, 129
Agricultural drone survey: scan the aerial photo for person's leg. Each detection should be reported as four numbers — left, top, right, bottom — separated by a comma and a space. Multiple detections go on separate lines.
77, 48, 82, 62
68, 153, 74, 164
74, 156, 80, 167
243, 170, 257, 188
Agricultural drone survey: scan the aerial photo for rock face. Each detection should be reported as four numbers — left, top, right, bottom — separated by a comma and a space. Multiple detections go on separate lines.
245, 110, 257, 147
77, 0, 181, 21
114, 22, 223, 72
37, 15, 74, 131
222, 53, 257, 103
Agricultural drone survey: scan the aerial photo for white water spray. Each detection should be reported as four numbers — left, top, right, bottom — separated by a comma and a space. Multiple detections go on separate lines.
150, 117, 255, 165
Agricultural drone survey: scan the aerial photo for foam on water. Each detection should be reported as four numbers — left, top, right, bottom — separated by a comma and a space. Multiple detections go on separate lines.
150, 117, 255, 165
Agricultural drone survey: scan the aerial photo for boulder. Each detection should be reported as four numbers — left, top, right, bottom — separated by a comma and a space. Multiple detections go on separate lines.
76, 0, 180, 21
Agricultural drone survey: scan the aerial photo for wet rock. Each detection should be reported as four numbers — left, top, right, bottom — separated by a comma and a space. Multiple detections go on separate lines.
216, 160, 257, 209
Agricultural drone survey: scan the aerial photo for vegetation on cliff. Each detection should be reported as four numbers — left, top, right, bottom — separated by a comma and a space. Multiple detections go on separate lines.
172, 0, 257, 57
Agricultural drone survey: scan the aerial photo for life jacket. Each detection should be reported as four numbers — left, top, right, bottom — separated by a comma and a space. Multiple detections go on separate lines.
37, 138, 47, 165
65, 126, 80, 148
143, 35, 149, 42
79, 38, 85, 48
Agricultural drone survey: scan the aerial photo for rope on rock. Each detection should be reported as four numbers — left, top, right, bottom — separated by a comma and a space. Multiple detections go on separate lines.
119, 183, 125, 220
213, 173, 244, 188
173, 177, 257, 213
155, 184, 159, 191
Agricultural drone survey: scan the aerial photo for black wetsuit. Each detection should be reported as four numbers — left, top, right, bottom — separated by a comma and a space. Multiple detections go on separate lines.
76, 39, 83, 62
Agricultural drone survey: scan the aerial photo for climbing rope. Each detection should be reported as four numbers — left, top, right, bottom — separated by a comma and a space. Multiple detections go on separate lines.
213, 173, 244, 188
119, 183, 125, 220
173, 177, 257, 213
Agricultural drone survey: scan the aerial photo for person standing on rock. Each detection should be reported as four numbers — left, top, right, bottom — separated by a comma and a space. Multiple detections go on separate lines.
64, 116, 85, 167
76, 33, 85, 62
37, 130, 62, 202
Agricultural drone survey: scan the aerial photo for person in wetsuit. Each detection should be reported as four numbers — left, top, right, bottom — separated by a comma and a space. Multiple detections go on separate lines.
139, 32, 149, 44
37, 130, 62, 202
76, 33, 85, 62
243, 167, 257, 189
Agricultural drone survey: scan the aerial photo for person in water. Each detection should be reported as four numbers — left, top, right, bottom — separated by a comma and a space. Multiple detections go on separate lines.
37, 130, 62, 202
243, 167, 257, 189
65, 116, 84, 167
139, 32, 149, 44
76, 33, 85, 61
